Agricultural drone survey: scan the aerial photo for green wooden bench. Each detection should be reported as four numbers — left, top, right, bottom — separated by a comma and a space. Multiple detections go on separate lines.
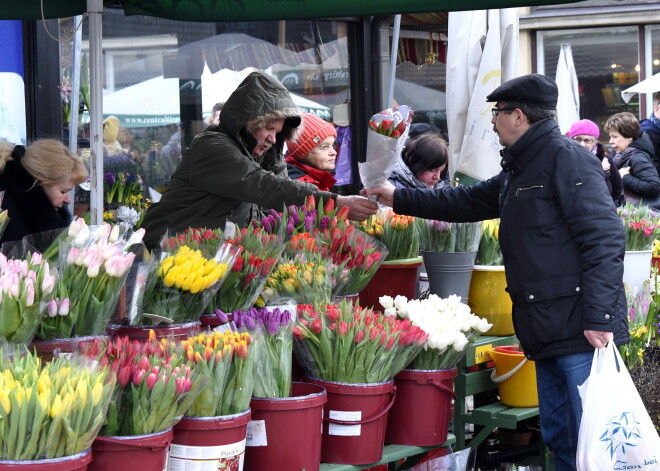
453, 335, 553, 470
320, 434, 456, 471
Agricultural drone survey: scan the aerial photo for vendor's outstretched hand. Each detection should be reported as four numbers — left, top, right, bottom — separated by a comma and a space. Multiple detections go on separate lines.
337, 195, 378, 222
362, 182, 396, 208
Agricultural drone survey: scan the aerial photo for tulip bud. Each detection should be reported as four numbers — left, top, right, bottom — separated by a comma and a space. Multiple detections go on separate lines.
109, 224, 120, 243
133, 369, 146, 387
146, 373, 158, 390
47, 299, 58, 317
59, 298, 70, 316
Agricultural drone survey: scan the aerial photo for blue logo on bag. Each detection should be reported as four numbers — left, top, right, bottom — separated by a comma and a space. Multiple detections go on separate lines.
600, 411, 642, 458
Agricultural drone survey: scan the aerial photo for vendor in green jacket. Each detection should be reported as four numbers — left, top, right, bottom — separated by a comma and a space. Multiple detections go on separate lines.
141, 71, 377, 249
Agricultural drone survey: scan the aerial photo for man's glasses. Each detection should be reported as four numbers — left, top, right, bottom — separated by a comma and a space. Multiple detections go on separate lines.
491, 107, 517, 118
573, 137, 595, 144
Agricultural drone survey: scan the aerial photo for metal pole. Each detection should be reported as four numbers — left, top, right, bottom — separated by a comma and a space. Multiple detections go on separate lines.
87, 0, 103, 225
386, 14, 401, 108
68, 15, 83, 215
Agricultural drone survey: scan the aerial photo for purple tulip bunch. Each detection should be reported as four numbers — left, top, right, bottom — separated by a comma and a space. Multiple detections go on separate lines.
224, 306, 294, 397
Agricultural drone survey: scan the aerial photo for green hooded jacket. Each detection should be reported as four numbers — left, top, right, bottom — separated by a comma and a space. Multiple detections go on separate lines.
141, 71, 335, 249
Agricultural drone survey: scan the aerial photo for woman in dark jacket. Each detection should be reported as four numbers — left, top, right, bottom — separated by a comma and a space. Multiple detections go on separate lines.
0, 139, 88, 245
606, 112, 660, 206
388, 131, 448, 190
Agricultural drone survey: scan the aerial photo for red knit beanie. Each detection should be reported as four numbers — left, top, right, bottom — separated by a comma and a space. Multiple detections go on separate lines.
287, 113, 337, 160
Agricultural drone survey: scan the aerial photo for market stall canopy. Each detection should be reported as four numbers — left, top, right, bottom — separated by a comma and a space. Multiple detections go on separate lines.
621, 72, 660, 104
2, 0, 587, 21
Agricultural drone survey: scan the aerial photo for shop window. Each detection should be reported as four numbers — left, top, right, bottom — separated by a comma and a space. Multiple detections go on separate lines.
537, 27, 639, 135
64, 14, 351, 209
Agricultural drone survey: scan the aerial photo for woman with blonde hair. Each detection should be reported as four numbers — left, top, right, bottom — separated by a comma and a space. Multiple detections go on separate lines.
0, 139, 88, 244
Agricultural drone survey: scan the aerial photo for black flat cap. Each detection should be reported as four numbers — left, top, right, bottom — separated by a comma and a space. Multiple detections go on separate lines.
486, 74, 558, 110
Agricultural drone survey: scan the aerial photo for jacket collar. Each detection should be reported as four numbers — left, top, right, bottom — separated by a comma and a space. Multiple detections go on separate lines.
285, 155, 336, 191
500, 118, 561, 175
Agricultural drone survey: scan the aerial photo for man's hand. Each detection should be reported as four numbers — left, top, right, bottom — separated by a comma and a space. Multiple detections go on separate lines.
619, 166, 631, 177
336, 195, 379, 221
362, 182, 396, 207
584, 330, 613, 348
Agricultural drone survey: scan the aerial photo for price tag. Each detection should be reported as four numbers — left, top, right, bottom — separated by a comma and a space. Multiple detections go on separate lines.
475, 344, 493, 364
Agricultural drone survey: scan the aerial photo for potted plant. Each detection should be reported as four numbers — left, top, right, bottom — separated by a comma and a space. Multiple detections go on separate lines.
417, 219, 482, 303
357, 209, 422, 310
618, 203, 660, 290
0, 347, 115, 469
80, 333, 207, 471
379, 293, 492, 447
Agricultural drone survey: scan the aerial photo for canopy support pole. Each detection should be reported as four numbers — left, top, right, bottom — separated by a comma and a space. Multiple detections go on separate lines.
67, 15, 83, 215
386, 14, 401, 108
87, 0, 104, 225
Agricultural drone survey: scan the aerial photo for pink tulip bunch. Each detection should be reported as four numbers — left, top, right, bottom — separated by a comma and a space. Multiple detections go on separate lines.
0, 252, 56, 344
38, 230, 143, 339
81, 333, 206, 437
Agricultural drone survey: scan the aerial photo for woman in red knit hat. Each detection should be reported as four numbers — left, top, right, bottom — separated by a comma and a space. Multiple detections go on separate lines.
285, 113, 338, 191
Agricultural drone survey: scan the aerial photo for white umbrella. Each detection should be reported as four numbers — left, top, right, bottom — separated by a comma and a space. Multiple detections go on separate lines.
555, 44, 580, 134
446, 8, 519, 185
621, 72, 660, 104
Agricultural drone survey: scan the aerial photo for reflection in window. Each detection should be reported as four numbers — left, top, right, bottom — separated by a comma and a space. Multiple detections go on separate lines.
74, 17, 351, 211
538, 27, 639, 134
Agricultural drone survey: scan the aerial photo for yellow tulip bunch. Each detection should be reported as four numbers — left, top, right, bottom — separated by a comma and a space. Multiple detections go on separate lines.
141, 243, 239, 324
181, 330, 255, 417
0, 349, 115, 461
158, 246, 228, 294
262, 255, 331, 305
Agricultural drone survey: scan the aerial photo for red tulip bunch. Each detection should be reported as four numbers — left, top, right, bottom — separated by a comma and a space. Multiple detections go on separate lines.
293, 300, 428, 383
81, 332, 206, 436
160, 227, 225, 258
213, 226, 285, 312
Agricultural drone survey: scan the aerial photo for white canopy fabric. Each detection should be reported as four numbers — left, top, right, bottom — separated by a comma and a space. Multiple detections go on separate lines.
621, 72, 660, 104
555, 44, 580, 134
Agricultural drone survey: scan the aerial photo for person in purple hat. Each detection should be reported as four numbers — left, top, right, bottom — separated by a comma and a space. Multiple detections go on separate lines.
365, 73, 628, 471
568, 119, 622, 205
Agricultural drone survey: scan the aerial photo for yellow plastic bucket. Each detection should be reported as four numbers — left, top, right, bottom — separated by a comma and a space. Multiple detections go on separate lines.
468, 265, 514, 336
489, 346, 538, 408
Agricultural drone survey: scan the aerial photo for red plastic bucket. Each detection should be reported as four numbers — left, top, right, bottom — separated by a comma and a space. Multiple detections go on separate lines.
0, 449, 91, 470
89, 428, 173, 471
106, 321, 200, 341
386, 368, 457, 446
245, 382, 327, 471
29, 335, 107, 362
170, 409, 251, 470
358, 258, 422, 311
305, 378, 396, 465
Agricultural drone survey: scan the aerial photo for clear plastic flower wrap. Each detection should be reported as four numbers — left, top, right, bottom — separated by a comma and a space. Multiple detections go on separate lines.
359, 105, 414, 191
138, 242, 241, 325
293, 299, 428, 383
0, 252, 57, 344
0, 344, 116, 460
37, 228, 144, 339
229, 303, 295, 398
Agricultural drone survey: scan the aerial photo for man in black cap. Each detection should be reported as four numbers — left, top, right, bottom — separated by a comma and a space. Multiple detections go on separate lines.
365, 73, 628, 471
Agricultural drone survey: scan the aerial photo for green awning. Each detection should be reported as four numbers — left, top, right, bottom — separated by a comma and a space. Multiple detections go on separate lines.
1, 0, 584, 21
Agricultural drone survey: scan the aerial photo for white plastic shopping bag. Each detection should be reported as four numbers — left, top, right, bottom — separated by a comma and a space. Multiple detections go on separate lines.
576, 342, 660, 470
